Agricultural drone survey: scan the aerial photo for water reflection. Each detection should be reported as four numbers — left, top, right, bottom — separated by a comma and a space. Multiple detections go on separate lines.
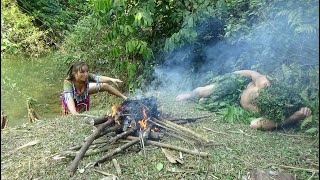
1, 55, 63, 127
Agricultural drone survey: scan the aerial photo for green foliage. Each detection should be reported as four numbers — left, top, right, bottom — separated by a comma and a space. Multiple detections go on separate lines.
252, 81, 305, 123
275, 0, 318, 34
217, 105, 256, 124
197, 73, 250, 111
271, 64, 319, 131
163, 0, 217, 52
59, 0, 158, 93
1, 0, 50, 57
16, 0, 89, 43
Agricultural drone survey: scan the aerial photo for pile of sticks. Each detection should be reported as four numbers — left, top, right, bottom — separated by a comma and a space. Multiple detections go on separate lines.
63, 115, 211, 176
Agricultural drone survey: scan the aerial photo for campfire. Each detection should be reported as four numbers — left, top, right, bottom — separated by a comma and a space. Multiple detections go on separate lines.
65, 96, 211, 176
112, 96, 160, 134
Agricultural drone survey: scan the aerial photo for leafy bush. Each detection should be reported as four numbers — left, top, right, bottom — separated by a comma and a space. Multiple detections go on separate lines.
1, 0, 50, 57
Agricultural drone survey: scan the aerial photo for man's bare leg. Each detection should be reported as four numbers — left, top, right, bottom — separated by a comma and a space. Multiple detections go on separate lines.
176, 85, 214, 101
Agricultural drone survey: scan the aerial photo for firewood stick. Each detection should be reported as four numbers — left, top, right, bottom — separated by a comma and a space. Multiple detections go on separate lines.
96, 124, 121, 139
155, 118, 209, 142
63, 144, 116, 158
126, 136, 208, 157
150, 119, 202, 143
151, 118, 207, 143
171, 120, 188, 124
168, 115, 211, 122
68, 118, 114, 177
163, 131, 194, 145
91, 127, 152, 166
92, 137, 140, 166
109, 128, 136, 143
69, 139, 111, 151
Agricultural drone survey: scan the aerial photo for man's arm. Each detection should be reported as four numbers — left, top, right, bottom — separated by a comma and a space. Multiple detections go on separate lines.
233, 70, 269, 88
233, 70, 263, 80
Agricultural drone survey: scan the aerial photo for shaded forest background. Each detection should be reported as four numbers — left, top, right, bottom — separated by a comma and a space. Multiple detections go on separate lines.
1, 0, 319, 133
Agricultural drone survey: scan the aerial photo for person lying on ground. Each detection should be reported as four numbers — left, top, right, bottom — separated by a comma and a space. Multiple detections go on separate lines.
61, 61, 127, 115
176, 70, 311, 130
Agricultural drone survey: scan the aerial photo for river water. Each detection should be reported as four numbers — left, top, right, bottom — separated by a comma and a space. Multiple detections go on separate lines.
1, 54, 64, 127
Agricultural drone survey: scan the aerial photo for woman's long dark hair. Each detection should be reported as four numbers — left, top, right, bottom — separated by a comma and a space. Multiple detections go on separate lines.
66, 61, 88, 81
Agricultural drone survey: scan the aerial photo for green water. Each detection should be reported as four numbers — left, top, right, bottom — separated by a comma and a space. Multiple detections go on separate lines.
1, 54, 64, 127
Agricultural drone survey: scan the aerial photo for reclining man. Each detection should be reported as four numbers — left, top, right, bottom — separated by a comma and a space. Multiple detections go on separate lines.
176, 70, 311, 130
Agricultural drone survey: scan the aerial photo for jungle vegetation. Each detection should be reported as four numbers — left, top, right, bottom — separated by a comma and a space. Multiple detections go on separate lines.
1, 0, 319, 134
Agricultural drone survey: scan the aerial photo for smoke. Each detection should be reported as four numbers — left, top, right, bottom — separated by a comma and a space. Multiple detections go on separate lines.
145, 1, 319, 97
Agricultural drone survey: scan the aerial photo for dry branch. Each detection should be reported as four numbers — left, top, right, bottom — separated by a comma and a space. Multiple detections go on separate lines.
91, 126, 153, 166
96, 124, 121, 139
68, 117, 115, 176
152, 118, 209, 143
168, 115, 211, 122
109, 128, 136, 143
163, 131, 194, 145
63, 144, 116, 158
69, 138, 111, 151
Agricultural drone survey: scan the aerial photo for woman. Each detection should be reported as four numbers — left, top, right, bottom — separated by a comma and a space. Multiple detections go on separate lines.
61, 61, 127, 115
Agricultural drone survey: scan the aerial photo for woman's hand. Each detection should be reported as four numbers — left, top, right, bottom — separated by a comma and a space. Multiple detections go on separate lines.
110, 78, 123, 87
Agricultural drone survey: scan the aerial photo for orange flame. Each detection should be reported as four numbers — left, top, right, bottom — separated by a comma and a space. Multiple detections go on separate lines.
138, 107, 148, 130
111, 104, 118, 117
138, 119, 147, 130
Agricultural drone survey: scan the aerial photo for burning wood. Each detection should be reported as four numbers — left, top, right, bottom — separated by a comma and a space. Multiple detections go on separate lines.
66, 96, 211, 176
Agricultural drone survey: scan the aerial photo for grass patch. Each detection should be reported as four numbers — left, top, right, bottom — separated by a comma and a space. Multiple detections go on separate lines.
1, 92, 319, 179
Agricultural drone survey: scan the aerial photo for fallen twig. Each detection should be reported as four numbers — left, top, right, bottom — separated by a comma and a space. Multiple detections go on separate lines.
307, 172, 316, 180
228, 129, 256, 137
112, 159, 122, 175
168, 115, 212, 122
276, 132, 313, 138
203, 127, 229, 136
163, 131, 194, 146
92, 169, 118, 179
270, 164, 319, 174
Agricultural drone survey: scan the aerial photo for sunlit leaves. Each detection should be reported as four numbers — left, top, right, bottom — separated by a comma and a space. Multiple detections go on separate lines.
164, 28, 198, 52
125, 40, 153, 59
133, 10, 153, 27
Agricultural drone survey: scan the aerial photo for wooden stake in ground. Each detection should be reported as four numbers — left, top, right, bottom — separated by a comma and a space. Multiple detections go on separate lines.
27, 99, 39, 123
1, 112, 8, 129
68, 117, 115, 177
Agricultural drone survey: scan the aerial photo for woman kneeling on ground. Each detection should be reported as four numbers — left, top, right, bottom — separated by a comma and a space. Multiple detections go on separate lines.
61, 61, 127, 115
